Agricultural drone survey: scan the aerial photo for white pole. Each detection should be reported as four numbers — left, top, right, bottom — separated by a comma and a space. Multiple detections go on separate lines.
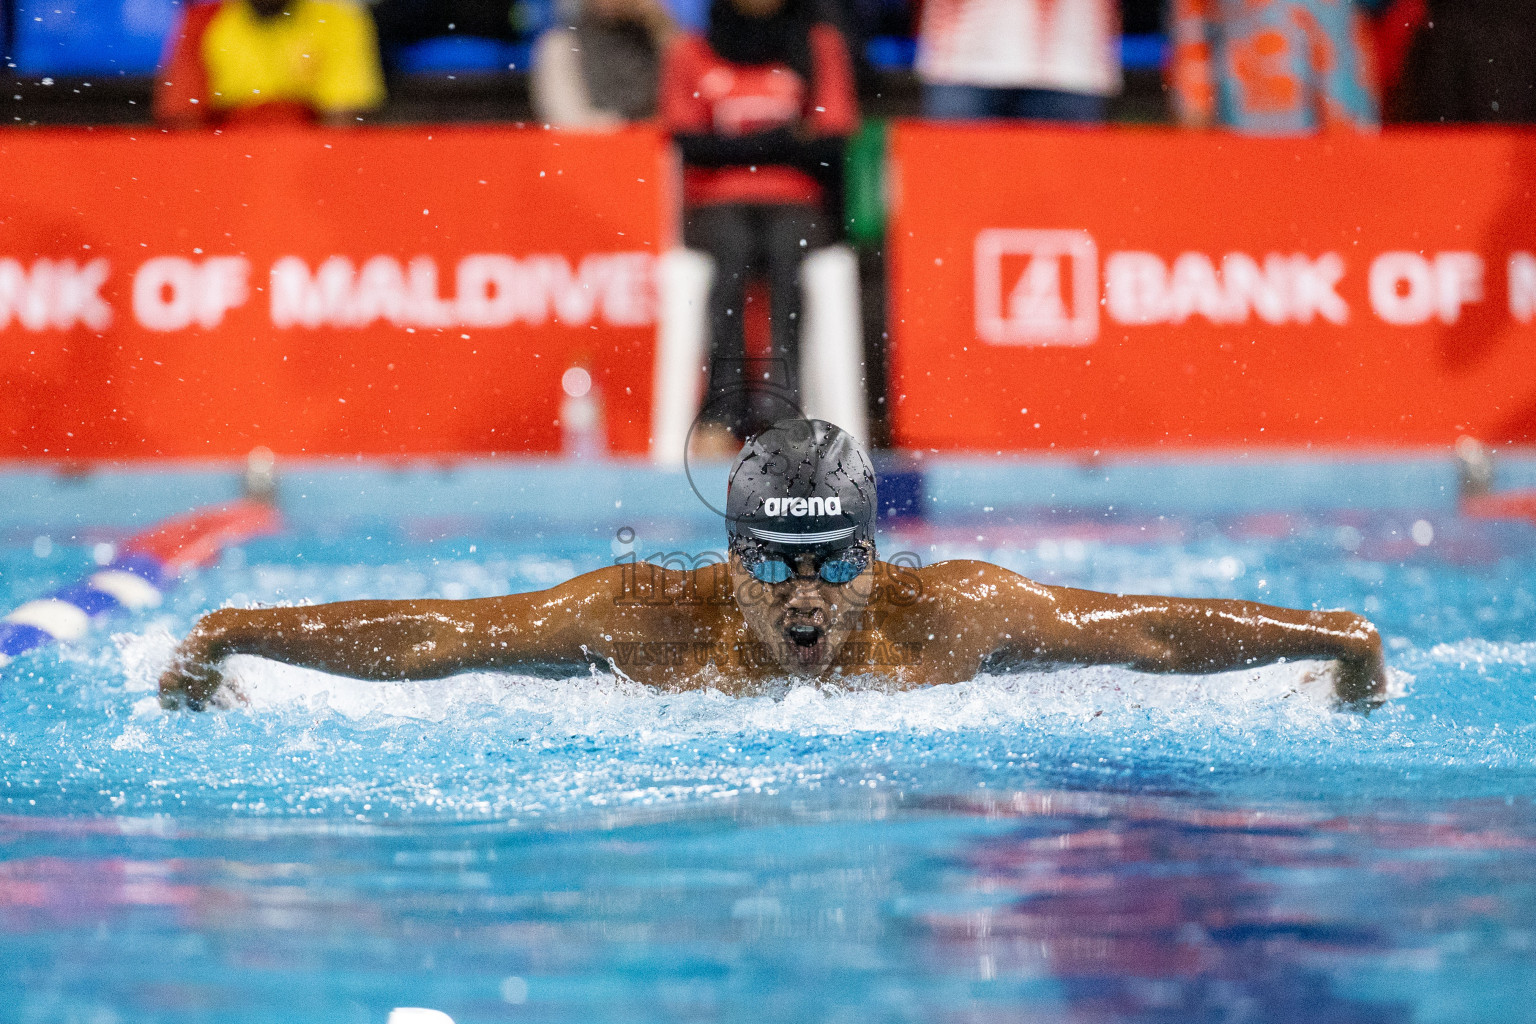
651, 247, 714, 467
799, 244, 868, 442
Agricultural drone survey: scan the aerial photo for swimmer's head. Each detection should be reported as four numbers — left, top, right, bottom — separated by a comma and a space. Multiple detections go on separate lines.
725, 420, 878, 676
726, 418, 876, 554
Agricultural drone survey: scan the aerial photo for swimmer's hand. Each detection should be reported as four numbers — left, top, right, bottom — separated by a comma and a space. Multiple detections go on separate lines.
159, 610, 238, 710
1332, 616, 1389, 709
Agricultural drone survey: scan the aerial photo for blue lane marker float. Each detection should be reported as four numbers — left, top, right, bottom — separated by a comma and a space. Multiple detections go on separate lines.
0, 499, 281, 669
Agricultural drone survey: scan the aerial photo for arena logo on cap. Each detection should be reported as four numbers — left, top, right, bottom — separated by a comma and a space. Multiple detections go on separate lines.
763, 496, 842, 517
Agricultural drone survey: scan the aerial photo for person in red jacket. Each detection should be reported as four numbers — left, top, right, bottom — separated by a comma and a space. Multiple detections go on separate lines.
659, 0, 858, 451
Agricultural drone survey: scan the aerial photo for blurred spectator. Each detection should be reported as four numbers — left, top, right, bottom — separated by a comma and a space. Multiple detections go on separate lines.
1368, 0, 1424, 117
532, 0, 677, 127
1399, 0, 1536, 124
916, 0, 1121, 121
156, 0, 385, 127
1169, 0, 1379, 133
660, 0, 857, 445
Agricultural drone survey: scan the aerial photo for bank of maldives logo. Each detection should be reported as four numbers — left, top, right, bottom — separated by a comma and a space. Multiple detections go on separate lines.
975, 229, 1099, 345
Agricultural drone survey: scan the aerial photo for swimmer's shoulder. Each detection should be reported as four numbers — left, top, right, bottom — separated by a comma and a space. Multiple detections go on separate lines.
864, 560, 1053, 676
909, 559, 1052, 601
890, 559, 1059, 632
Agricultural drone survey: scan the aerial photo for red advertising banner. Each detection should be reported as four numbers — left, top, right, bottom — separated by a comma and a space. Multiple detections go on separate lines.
888, 123, 1536, 452
0, 126, 669, 459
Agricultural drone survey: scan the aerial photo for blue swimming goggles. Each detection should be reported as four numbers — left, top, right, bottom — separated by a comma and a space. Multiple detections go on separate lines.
741, 544, 870, 586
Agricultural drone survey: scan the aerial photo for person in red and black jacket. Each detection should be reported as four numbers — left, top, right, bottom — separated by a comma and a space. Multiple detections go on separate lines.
659, 0, 858, 448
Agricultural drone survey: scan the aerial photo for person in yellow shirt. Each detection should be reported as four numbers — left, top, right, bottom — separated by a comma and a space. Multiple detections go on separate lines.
155, 0, 386, 126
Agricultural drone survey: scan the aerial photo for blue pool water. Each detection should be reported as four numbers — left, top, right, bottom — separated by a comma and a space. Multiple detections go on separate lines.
3, 457, 1536, 1024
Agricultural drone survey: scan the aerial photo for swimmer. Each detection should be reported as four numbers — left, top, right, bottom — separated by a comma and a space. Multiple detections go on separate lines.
160, 420, 1388, 709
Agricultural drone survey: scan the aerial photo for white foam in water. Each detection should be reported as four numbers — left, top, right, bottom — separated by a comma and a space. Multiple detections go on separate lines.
1422, 639, 1536, 670
115, 626, 182, 718
115, 629, 1407, 738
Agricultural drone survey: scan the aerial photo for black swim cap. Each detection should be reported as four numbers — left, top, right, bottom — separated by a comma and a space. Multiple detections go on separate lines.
727, 419, 876, 550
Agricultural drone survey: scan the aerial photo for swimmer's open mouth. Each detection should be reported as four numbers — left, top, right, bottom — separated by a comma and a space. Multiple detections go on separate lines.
786, 624, 824, 648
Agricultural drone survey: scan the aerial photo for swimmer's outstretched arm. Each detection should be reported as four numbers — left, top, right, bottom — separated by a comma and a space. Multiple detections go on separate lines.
159, 566, 634, 709
942, 563, 1387, 704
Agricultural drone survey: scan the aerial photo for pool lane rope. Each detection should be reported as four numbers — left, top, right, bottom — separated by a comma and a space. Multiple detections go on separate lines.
0, 499, 282, 668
